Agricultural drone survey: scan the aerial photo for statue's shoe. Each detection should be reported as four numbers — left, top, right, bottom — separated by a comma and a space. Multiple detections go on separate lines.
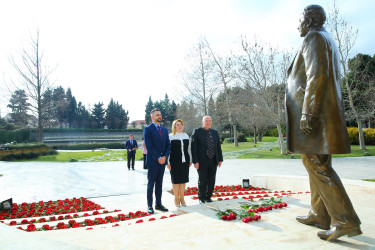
318, 226, 362, 241
296, 215, 330, 230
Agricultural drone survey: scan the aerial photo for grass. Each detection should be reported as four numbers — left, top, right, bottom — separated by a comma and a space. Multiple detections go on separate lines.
363, 179, 375, 182
26, 150, 144, 162
17, 136, 375, 162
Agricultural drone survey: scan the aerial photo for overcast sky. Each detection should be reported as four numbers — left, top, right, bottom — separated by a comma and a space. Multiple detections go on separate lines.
1, 0, 374, 121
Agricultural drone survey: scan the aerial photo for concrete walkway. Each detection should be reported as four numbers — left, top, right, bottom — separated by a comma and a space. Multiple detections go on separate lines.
0, 157, 374, 249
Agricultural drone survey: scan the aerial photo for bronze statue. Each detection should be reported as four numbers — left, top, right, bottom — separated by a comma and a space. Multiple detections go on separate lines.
285, 5, 362, 240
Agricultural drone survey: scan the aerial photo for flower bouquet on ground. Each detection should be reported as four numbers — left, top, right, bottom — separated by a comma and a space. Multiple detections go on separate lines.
209, 197, 288, 224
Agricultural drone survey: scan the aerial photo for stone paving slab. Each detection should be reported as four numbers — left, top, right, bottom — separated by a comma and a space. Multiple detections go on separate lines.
2, 185, 373, 250
0, 157, 374, 249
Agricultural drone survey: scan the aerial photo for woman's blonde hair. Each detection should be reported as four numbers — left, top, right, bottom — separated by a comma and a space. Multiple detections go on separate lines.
171, 119, 184, 135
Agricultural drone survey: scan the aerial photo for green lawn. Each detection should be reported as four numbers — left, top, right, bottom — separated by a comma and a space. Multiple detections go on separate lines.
21, 136, 375, 162
28, 150, 144, 162
363, 179, 375, 182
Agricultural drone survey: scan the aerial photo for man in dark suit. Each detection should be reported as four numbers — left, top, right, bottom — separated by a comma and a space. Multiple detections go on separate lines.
286, 5, 361, 240
125, 134, 138, 170
191, 115, 223, 204
144, 108, 171, 214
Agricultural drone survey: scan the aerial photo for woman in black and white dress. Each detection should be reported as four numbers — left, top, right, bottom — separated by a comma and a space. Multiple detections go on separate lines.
167, 119, 191, 207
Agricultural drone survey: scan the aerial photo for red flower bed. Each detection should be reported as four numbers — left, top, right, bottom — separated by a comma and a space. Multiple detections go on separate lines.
0, 197, 104, 220
170, 185, 266, 196
15, 212, 178, 232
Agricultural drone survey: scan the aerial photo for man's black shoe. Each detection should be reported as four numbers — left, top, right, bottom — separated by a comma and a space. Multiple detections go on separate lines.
147, 207, 154, 214
132, 168, 135, 170
128, 168, 130, 170
199, 199, 206, 204
155, 205, 168, 212
205, 198, 213, 203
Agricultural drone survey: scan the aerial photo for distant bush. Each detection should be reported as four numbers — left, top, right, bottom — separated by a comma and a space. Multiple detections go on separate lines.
0, 129, 31, 144
42, 128, 143, 133
222, 132, 247, 143
237, 133, 247, 142
347, 127, 375, 145
0, 144, 56, 161
52, 142, 125, 150
265, 127, 286, 137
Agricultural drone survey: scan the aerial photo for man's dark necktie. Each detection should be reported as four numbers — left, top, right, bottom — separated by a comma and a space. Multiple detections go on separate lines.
157, 125, 163, 140
206, 130, 215, 159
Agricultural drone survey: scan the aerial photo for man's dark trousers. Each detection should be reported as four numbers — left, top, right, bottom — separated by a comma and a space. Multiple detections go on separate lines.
127, 151, 135, 169
147, 164, 165, 207
197, 156, 217, 200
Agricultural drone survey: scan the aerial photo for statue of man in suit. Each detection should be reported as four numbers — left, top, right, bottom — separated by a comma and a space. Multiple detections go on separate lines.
285, 4, 362, 240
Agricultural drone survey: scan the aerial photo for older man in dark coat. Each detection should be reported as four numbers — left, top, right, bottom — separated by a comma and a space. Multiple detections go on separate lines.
285, 5, 361, 240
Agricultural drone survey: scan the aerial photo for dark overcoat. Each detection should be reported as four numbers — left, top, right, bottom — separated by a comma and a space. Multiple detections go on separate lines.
285, 27, 350, 154
191, 127, 223, 165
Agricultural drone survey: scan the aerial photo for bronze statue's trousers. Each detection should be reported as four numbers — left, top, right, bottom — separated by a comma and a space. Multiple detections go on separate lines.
301, 154, 361, 228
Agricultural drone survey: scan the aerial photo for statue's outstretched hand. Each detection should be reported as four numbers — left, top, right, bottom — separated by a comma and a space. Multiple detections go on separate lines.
300, 114, 312, 135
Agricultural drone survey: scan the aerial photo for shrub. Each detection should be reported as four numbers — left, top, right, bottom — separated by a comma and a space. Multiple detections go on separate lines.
347, 127, 359, 145
265, 127, 286, 137
347, 127, 375, 145
41, 128, 143, 133
0, 129, 31, 144
222, 133, 247, 143
364, 128, 375, 145
0, 144, 56, 161
52, 142, 125, 150
237, 133, 247, 142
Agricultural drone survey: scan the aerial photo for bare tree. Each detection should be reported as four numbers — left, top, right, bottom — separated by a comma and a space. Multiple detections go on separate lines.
326, 1, 366, 149
235, 37, 292, 155
9, 30, 55, 142
344, 54, 375, 128
204, 38, 242, 146
180, 37, 217, 116
176, 100, 202, 135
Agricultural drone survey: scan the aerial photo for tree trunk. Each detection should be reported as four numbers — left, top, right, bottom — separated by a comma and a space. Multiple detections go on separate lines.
277, 123, 286, 155
253, 126, 257, 144
369, 117, 372, 128
233, 124, 238, 146
357, 119, 366, 150
257, 130, 263, 142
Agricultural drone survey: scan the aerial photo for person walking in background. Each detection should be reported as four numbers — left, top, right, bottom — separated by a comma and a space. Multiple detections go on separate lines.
167, 119, 191, 207
141, 137, 147, 170
191, 116, 223, 204
144, 108, 171, 214
125, 134, 138, 170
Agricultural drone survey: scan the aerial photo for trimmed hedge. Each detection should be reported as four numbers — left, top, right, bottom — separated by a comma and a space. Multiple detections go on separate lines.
52, 142, 125, 150
347, 127, 375, 145
0, 129, 31, 144
0, 144, 57, 161
42, 128, 144, 133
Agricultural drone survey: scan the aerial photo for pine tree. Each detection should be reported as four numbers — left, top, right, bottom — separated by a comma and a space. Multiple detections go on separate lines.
7, 89, 30, 127
66, 88, 78, 128
91, 102, 106, 129
144, 96, 154, 124
105, 99, 129, 129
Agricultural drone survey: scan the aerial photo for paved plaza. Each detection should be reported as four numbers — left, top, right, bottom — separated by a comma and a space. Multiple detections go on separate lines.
0, 157, 375, 249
